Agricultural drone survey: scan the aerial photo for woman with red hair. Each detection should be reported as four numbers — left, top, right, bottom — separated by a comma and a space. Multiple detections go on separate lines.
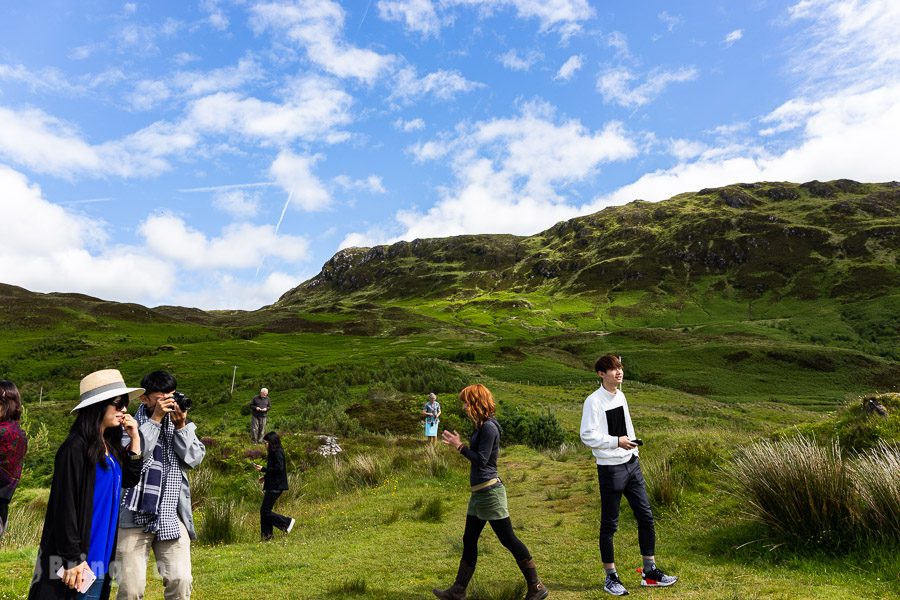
433, 384, 548, 600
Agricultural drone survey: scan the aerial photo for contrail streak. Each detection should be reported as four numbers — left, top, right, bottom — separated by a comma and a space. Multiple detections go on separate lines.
256, 191, 293, 278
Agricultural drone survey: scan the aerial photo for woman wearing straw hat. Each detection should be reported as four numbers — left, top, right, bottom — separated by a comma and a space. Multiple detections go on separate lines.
433, 384, 548, 600
29, 369, 144, 600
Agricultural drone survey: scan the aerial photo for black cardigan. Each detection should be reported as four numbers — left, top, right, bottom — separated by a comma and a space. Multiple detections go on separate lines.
29, 433, 142, 600
262, 447, 288, 492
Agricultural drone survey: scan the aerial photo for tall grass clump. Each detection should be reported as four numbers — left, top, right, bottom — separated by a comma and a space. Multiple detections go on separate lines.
200, 499, 242, 545
643, 457, 683, 509
0, 505, 43, 549
328, 577, 367, 594
418, 497, 445, 522
728, 435, 853, 545
188, 465, 214, 510
850, 441, 900, 541
423, 443, 450, 478
332, 453, 390, 490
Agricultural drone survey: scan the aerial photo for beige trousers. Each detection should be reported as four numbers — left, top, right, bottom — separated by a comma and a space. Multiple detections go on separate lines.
115, 520, 193, 600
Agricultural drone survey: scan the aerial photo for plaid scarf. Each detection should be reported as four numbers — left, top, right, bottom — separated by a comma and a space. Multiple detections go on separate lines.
122, 404, 184, 541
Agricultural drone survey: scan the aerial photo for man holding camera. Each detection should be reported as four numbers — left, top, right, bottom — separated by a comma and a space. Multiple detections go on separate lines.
116, 371, 206, 600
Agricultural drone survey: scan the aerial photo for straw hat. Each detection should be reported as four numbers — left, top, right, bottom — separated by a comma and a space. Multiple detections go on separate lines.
72, 369, 144, 412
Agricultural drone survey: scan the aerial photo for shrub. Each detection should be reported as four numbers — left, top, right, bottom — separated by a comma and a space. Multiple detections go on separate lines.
727, 435, 854, 545
850, 441, 900, 541
200, 499, 241, 545
643, 457, 683, 509
527, 409, 567, 450
496, 404, 530, 446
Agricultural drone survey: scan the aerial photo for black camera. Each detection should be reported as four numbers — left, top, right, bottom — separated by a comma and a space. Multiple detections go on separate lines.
172, 391, 192, 412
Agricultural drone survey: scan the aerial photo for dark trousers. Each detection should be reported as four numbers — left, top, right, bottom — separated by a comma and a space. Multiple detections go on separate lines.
461, 515, 531, 567
597, 456, 656, 563
260, 490, 292, 539
0, 498, 8, 536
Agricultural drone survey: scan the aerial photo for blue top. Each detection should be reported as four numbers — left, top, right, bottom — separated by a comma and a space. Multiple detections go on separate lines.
87, 454, 122, 578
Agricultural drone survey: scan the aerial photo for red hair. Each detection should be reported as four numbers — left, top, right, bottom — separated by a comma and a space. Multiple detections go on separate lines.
459, 384, 495, 427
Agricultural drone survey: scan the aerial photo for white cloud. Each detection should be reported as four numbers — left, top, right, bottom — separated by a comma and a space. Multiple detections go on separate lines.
174, 57, 263, 97
391, 67, 482, 102
787, 0, 900, 92
185, 75, 353, 144
597, 66, 698, 107
127, 79, 173, 111
333, 175, 387, 194
201, 0, 230, 31
213, 189, 261, 218
250, 0, 395, 84
373, 102, 639, 241
269, 151, 332, 211
606, 31, 630, 58
668, 138, 707, 160
394, 117, 426, 132
139, 214, 310, 270
554, 54, 583, 81
0, 165, 176, 302
723, 29, 743, 47
498, 49, 542, 71
377, 0, 441, 38
658, 11, 683, 32
445, 0, 595, 37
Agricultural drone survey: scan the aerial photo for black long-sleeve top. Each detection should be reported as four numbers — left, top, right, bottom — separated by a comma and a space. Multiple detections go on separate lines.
29, 432, 142, 600
262, 447, 288, 492
459, 418, 501, 486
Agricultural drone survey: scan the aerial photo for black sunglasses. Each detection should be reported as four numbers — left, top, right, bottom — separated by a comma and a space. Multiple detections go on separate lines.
109, 396, 130, 411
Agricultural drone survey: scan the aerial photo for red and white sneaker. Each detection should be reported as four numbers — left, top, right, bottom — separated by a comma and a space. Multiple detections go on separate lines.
637, 567, 678, 587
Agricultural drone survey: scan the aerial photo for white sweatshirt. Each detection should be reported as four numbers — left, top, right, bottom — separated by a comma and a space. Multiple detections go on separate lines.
580, 385, 638, 465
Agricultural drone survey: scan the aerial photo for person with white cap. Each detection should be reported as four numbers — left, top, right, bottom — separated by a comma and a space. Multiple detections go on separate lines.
28, 369, 144, 600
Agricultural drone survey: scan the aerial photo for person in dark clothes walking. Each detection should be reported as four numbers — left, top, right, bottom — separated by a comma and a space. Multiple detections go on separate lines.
28, 369, 144, 600
254, 431, 295, 540
433, 384, 548, 600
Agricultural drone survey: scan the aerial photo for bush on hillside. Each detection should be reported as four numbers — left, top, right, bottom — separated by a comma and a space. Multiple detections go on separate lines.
496, 406, 567, 450
788, 392, 900, 452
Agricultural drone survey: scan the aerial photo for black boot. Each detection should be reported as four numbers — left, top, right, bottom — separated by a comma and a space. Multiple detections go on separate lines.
433, 560, 474, 600
517, 558, 549, 600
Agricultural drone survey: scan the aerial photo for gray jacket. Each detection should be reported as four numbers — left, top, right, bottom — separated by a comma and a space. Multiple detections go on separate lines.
119, 418, 206, 539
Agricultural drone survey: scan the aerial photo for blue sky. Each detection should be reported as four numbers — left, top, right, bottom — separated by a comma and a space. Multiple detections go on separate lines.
0, 0, 897, 309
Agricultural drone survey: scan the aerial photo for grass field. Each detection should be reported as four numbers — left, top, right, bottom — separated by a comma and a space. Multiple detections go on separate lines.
2, 375, 897, 599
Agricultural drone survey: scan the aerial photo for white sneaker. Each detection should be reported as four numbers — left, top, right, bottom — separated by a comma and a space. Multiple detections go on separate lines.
286, 518, 295, 534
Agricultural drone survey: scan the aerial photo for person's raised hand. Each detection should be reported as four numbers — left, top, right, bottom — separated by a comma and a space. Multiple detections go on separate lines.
441, 429, 462, 450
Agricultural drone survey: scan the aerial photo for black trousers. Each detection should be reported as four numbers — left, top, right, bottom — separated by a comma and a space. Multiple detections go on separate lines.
461, 515, 531, 566
597, 456, 656, 563
260, 490, 292, 538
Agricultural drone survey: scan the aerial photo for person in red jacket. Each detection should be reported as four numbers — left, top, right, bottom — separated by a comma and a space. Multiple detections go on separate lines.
0, 380, 27, 538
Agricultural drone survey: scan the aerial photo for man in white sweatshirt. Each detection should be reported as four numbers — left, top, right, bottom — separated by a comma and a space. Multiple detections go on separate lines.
580, 354, 678, 596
